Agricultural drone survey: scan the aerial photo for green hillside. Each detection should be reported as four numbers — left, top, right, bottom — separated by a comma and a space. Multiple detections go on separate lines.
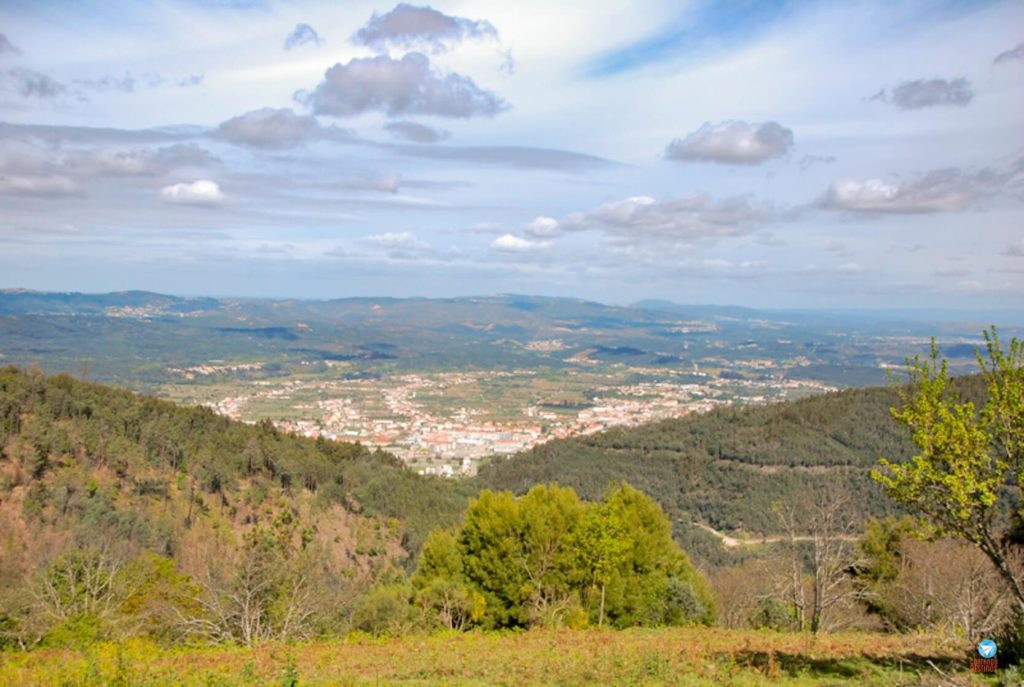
473, 376, 985, 544
3, 363, 982, 645
0, 365, 467, 634
2, 364, 965, 572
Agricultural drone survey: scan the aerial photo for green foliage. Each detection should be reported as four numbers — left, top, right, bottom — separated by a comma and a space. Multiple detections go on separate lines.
415, 482, 714, 630
872, 328, 1024, 612
473, 379, 931, 541
996, 610, 1024, 667
752, 598, 796, 631
853, 516, 920, 626
351, 583, 423, 635
116, 552, 201, 642
856, 516, 918, 586
0, 364, 464, 558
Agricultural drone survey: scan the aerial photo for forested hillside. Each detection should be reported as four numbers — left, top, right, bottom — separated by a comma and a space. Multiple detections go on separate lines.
3, 364, 988, 646
0, 365, 470, 645
474, 376, 985, 541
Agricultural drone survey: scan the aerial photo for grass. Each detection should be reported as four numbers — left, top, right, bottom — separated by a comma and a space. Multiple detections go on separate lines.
0, 628, 998, 686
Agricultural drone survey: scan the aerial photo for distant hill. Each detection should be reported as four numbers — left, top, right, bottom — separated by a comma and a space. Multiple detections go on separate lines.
1, 289, 1016, 390
0, 289, 221, 316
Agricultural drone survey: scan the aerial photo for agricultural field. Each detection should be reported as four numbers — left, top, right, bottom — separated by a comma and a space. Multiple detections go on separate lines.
0, 628, 990, 686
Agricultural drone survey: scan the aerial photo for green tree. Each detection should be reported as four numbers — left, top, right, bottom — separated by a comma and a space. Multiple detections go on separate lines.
596, 483, 714, 628
458, 489, 527, 627
576, 499, 629, 627
412, 529, 483, 630
437, 483, 713, 629
515, 484, 586, 626
872, 328, 1024, 614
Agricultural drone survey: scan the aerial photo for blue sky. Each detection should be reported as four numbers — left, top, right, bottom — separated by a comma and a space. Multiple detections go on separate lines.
0, 0, 1022, 308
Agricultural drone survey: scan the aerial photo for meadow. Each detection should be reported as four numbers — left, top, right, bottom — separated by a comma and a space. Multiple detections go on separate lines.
0, 628, 989, 686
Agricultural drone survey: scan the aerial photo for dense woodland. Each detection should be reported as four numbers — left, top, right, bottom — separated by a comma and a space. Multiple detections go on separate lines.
0, 364, 1016, 653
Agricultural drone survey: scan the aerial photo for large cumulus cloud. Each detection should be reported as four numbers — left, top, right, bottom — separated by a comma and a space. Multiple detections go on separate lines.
298, 53, 507, 118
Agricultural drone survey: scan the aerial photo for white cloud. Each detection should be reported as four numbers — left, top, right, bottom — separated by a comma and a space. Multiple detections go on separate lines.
66, 144, 214, 177
364, 231, 434, 259
665, 121, 793, 165
836, 262, 864, 274
820, 169, 978, 214
353, 4, 498, 54
159, 180, 225, 207
553, 194, 775, 243
299, 53, 508, 118
524, 216, 561, 238
365, 231, 426, 248
490, 233, 550, 253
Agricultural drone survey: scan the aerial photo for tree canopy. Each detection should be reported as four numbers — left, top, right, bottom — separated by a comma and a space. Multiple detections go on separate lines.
872, 328, 1024, 614
413, 483, 715, 630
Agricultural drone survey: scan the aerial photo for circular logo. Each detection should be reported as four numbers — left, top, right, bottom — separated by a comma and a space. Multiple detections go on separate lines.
977, 639, 997, 659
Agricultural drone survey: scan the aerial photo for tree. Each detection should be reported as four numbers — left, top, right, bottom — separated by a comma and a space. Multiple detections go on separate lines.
431, 482, 714, 630
412, 529, 484, 630
773, 488, 865, 633
180, 511, 325, 645
576, 500, 629, 627
578, 483, 713, 629
872, 328, 1024, 614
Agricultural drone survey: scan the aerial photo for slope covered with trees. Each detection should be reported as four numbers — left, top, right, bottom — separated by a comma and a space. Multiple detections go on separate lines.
0, 365, 466, 646
474, 378, 983, 538
2, 362, 997, 648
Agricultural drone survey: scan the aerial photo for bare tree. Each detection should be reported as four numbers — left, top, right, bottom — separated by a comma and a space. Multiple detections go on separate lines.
31, 547, 124, 626
774, 488, 865, 633
876, 538, 1012, 639
176, 526, 325, 646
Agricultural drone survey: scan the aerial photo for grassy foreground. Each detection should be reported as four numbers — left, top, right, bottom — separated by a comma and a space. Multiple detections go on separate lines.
0, 628, 995, 687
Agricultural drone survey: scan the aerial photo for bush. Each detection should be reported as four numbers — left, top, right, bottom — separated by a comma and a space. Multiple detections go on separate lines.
352, 584, 424, 636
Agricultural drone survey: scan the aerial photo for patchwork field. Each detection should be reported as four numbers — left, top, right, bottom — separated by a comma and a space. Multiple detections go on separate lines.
0, 628, 987, 686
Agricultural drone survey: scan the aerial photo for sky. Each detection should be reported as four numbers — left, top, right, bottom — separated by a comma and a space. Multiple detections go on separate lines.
0, 0, 1022, 308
